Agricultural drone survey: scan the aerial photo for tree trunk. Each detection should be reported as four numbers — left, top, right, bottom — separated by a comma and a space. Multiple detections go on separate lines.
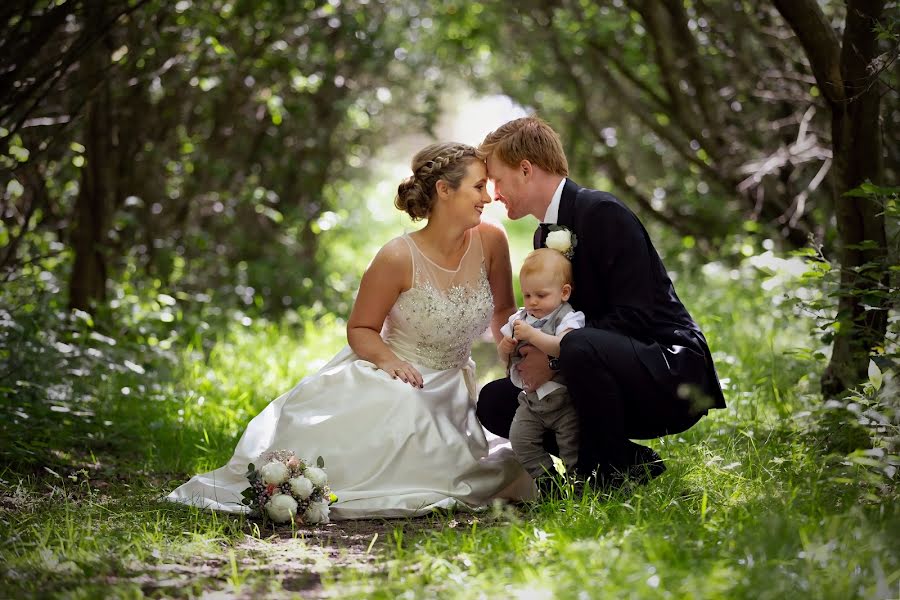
68, 3, 114, 313
773, 0, 888, 397
821, 0, 888, 396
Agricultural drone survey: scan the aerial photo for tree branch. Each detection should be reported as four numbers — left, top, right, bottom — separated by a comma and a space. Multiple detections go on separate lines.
772, 0, 845, 106
631, 1, 703, 141
542, 21, 721, 240
1, 0, 152, 132
663, 0, 726, 145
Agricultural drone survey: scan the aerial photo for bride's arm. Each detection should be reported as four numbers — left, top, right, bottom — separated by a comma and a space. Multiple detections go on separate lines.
347, 238, 423, 388
479, 221, 516, 343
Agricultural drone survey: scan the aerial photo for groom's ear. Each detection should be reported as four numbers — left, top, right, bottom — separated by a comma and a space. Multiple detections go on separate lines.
520, 160, 531, 178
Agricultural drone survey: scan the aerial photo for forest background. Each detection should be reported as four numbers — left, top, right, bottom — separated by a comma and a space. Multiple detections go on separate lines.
1, 1, 898, 598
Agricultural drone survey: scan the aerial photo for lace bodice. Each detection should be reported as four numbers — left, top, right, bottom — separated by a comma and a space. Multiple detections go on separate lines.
381, 230, 493, 370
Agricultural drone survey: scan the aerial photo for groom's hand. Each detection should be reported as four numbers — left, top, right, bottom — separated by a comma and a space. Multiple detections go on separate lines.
516, 346, 553, 392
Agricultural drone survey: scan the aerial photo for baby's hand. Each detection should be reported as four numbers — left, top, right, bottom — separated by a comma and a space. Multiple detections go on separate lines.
498, 336, 517, 356
512, 320, 535, 342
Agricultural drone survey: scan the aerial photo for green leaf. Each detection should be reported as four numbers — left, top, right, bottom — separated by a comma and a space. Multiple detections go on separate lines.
844, 182, 900, 198
317, 456, 325, 468
9, 145, 29, 162
845, 240, 882, 251
867, 360, 882, 391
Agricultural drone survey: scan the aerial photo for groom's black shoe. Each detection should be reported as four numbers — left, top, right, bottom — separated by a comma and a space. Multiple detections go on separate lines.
581, 445, 666, 494
620, 445, 666, 485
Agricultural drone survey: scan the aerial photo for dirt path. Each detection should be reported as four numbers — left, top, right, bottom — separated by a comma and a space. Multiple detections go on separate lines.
1, 468, 454, 598
118, 517, 457, 598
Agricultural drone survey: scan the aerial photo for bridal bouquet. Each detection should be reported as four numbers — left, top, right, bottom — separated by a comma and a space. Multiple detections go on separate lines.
242, 450, 336, 524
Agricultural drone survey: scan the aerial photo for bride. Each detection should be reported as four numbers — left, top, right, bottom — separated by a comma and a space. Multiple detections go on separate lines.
166, 142, 536, 519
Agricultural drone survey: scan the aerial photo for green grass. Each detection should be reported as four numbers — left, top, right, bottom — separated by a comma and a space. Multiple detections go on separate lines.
346, 420, 898, 599
1, 255, 898, 598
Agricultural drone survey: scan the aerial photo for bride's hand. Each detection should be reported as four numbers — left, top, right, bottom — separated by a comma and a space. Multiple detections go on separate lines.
378, 359, 424, 388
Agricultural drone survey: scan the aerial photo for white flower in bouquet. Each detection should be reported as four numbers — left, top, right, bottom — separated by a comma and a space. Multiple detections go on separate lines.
244, 451, 335, 525
304, 500, 330, 524
545, 228, 576, 259
266, 493, 298, 523
288, 476, 314, 499
260, 461, 290, 485
305, 466, 328, 487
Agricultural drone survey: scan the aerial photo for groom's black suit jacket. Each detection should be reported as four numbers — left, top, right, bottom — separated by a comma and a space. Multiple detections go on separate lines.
546, 179, 726, 412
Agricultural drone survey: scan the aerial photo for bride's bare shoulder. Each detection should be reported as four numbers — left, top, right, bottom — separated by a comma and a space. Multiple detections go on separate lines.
366, 235, 412, 273
476, 220, 510, 255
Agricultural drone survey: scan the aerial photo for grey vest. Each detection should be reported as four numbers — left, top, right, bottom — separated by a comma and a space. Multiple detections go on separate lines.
510, 302, 575, 386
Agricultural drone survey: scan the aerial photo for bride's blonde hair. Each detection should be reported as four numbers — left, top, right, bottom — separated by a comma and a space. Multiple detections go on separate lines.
395, 142, 478, 221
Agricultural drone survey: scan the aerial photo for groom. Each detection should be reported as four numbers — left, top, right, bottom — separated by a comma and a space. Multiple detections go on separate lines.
476, 117, 726, 488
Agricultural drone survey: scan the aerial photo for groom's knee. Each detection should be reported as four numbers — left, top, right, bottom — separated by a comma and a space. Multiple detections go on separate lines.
476, 378, 518, 438
560, 329, 620, 388
474, 394, 492, 425
559, 329, 596, 371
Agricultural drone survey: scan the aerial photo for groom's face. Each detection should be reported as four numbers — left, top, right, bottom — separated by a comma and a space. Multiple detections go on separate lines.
485, 154, 530, 220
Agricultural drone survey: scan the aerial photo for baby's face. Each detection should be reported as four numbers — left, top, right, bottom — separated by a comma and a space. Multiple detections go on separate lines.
520, 272, 570, 319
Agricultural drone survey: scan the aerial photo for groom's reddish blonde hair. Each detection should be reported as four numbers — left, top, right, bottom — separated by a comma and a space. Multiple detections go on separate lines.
478, 116, 569, 177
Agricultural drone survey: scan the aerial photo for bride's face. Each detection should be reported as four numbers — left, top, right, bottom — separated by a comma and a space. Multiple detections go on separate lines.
440, 160, 492, 228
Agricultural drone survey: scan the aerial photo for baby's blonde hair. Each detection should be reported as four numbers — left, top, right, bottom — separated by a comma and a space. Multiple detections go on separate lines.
519, 248, 573, 287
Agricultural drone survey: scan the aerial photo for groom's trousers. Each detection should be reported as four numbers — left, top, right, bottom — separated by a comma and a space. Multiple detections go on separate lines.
477, 327, 704, 476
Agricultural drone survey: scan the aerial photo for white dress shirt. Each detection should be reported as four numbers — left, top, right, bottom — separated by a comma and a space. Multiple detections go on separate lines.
501, 306, 586, 399
542, 178, 567, 224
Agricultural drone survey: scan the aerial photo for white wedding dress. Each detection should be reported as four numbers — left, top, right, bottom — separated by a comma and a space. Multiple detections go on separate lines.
166, 229, 535, 519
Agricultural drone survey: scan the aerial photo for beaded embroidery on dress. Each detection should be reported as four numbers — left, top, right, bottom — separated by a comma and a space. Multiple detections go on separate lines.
165, 228, 535, 519
384, 231, 493, 370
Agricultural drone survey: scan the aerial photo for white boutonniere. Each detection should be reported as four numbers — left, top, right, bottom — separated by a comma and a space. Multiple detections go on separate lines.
544, 225, 577, 260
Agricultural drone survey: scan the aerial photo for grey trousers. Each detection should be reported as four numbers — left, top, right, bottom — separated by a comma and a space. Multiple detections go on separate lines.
509, 387, 579, 480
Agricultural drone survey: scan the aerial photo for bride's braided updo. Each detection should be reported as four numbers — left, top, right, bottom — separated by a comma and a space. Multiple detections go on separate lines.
395, 142, 479, 221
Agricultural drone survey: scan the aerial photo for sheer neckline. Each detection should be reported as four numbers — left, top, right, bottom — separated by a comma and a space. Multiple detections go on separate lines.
406, 230, 473, 273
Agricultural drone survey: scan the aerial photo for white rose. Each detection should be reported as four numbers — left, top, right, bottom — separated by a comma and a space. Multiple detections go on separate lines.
304, 500, 330, 524
305, 466, 328, 487
545, 230, 572, 254
260, 461, 290, 485
288, 476, 314, 499
265, 493, 298, 523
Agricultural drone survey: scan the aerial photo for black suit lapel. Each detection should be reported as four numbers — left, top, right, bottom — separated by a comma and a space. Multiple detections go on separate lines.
558, 178, 580, 228
558, 179, 589, 313
535, 179, 580, 249
533, 225, 544, 249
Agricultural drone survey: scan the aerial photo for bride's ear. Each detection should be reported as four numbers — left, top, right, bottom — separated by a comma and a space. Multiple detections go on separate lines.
435, 179, 450, 198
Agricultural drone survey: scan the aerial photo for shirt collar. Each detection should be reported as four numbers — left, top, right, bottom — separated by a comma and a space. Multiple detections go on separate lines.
542, 178, 566, 224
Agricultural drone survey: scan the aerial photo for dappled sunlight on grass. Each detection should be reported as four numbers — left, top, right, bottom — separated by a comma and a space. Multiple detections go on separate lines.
324, 260, 898, 598
340, 442, 897, 599
97, 314, 349, 475
2, 250, 897, 598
